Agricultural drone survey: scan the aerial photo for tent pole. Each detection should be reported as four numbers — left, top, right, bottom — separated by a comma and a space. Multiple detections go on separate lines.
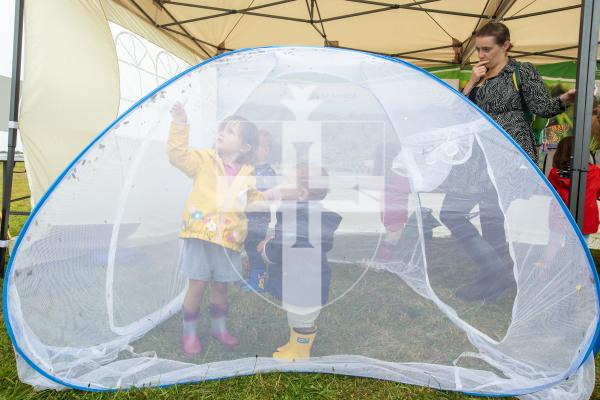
503, 4, 581, 21
568, 0, 600, 231
392, 44, 453, 57
161, 27, 223, 50
1, 0, 25, 275
510, 43, 599, 58
152, 1, 212, 58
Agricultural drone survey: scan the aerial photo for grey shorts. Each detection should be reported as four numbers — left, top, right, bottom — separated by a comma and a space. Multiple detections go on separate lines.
179, 239, 242, 282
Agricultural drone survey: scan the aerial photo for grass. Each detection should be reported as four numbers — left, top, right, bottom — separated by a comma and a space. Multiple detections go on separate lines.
0, 162, 599, 399
2, 162, 30, 239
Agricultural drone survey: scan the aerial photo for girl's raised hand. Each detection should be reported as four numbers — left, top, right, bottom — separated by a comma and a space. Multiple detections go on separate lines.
170, 101, 188, 124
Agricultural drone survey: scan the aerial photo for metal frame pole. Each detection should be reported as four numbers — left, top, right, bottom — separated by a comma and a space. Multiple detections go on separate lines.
503, 4, 582, 21
1, 0, 25, 274
568, 0, 600, 230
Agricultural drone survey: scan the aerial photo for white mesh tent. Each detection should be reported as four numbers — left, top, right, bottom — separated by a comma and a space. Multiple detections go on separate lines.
3, 0, 600, 399
4, 46, 600, 399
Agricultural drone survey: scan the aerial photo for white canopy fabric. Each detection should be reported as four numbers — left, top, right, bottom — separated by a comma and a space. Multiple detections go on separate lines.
18, 0, 599, 203
19, 0, 120, 203
19, 0, 200, 203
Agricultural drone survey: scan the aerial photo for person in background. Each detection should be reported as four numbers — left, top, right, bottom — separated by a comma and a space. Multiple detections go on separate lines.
548, 133, 600, 240
241, 130, 277, 293
463, 22, 576, 163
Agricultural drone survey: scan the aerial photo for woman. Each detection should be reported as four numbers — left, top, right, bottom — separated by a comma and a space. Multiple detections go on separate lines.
441, 23, 575, 302
463, 22, 576, 163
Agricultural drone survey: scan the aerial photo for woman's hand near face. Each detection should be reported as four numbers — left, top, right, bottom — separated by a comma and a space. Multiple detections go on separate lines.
470, 60, 489, 83
463, 60, 489, 96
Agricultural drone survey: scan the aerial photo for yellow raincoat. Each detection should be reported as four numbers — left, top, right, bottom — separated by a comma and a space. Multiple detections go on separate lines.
167, 123, 263, 252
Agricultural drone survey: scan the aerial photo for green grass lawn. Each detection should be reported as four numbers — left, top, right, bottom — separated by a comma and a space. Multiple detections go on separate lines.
0, 162, 599, 399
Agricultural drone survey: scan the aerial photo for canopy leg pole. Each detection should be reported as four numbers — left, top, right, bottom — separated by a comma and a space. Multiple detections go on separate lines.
569, 0, 600, 231
1, 0, 25, 275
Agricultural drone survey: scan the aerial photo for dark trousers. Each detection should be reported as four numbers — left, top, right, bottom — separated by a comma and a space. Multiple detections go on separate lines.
439, 188, 511, 277
245, 215, 270, 271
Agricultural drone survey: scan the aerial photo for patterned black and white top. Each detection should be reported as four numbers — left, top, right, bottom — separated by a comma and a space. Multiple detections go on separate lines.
468, 58, 566, 163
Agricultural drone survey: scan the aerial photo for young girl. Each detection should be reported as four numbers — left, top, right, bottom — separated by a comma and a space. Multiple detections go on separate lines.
548, 134, 600, 239
168, 101, 266, 356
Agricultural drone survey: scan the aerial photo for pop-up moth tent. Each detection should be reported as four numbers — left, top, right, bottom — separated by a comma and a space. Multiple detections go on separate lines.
4, 47, 599, 399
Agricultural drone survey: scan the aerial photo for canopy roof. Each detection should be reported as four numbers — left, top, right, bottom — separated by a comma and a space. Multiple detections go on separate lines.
15, 0, 600, 203
113, 0, 597, 66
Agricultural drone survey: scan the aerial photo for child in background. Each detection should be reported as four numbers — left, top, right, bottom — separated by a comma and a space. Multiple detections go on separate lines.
548, 134, 600, 240
241, 130, 277, 292
168, 101, 271, 356
537, 122, 600, 272
259, 163, 342, 362
372, 141, 411, 265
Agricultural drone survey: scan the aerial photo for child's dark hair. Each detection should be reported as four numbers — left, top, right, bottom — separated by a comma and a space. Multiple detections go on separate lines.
476, 22, 513, 51
259, 129, 272, 141
553, 136, 573, 171
296, 163, 330, 201
219, 116, 259, 164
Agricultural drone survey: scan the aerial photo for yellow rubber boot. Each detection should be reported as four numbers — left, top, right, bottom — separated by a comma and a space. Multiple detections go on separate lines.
276, 328, 293, 352
272, 329, 316, 361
